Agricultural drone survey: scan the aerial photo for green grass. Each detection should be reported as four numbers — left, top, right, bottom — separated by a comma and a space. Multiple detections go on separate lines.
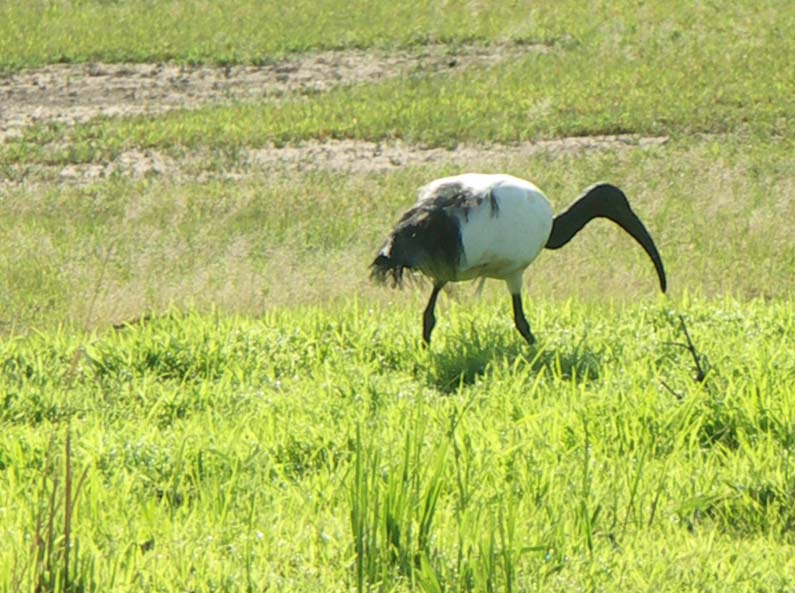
2, 300, 795, 592
1, 0, 790, 75
5, 2, 793, 164
0, 0, 567, 73
3, 1, 795, 590
2, 134, 794, 331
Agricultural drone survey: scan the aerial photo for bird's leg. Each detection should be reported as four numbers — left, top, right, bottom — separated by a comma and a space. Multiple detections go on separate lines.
511, 293, 536, 345
422, 283, 445, 346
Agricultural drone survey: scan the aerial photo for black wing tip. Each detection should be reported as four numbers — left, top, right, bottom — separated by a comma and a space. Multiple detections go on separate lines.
370, 253, 404, 287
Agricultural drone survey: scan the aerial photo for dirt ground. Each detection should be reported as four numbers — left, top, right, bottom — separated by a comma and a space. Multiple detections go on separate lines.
0, 45, 546, 141
1, 44, 667, 186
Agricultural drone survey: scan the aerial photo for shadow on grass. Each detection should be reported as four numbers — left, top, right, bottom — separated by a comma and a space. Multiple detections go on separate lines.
421, 332, 603, 394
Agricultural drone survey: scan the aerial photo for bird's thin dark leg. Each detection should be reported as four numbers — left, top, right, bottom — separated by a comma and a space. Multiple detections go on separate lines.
422, 283, 445, 346
511, 293, 535, 345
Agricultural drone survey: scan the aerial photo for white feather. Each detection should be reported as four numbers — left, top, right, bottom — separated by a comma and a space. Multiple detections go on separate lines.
439, 175, 554, 291
374, 173, 665, 346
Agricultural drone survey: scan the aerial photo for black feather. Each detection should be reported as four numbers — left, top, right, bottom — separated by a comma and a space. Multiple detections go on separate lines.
371, 206, 461, 286
371, 181, 499, 287
419, 181, 499, 221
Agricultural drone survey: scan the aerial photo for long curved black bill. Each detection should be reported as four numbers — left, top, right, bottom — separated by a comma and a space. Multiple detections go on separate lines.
546, 183, 667, 293
614, 205, 667, 293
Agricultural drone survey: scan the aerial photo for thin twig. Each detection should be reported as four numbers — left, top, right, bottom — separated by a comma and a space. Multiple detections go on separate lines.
659, 379, 684, 401
661, 341, 697, 351
659, 314, 710, 399
678, 315, 706, 383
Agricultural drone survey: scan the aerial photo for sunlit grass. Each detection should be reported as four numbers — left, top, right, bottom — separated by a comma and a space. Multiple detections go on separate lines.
2, 300, 795, 591
2, 1, 795, 591
1, 0, 789, 74
3, 0, 793, 166
4, 23, 793, 167
0, 0, 565, 73
2, 133, 794, 332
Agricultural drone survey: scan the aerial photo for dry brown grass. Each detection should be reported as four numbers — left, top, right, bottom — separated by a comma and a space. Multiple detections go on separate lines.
3, 130, 791, 334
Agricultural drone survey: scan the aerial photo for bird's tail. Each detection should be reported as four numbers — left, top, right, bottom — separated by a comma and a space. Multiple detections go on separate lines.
370, 239, 413, 287
371, 206, 460, 287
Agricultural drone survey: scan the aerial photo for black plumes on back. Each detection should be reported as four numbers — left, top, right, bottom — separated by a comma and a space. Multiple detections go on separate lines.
371, 175, 667, 347
371, 181, 499, 286
370, 205, 463, 286
421, 182, 499, 220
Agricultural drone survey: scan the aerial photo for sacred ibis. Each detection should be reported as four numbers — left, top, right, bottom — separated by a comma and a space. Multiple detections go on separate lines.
371, 174, 666, 345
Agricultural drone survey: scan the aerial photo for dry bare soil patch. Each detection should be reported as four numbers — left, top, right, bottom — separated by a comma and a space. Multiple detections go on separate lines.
1, 43, 667, 186
1, 44, 543, 142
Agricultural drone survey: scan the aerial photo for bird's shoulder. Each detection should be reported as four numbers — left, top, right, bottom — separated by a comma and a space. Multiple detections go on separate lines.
414, 174, 547, 220
414, 174, 499, 212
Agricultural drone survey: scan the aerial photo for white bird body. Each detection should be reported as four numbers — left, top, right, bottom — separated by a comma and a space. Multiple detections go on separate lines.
372, 173, 666, 346
419, 174, 554, 292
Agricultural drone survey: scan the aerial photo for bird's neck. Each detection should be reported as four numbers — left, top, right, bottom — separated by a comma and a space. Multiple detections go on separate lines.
545, 185, 619, 250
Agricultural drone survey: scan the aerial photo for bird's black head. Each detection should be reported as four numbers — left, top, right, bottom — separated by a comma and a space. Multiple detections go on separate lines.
547, 183, 667, 293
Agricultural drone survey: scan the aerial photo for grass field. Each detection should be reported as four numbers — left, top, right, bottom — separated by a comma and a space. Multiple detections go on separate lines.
2, 1, 795, 592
